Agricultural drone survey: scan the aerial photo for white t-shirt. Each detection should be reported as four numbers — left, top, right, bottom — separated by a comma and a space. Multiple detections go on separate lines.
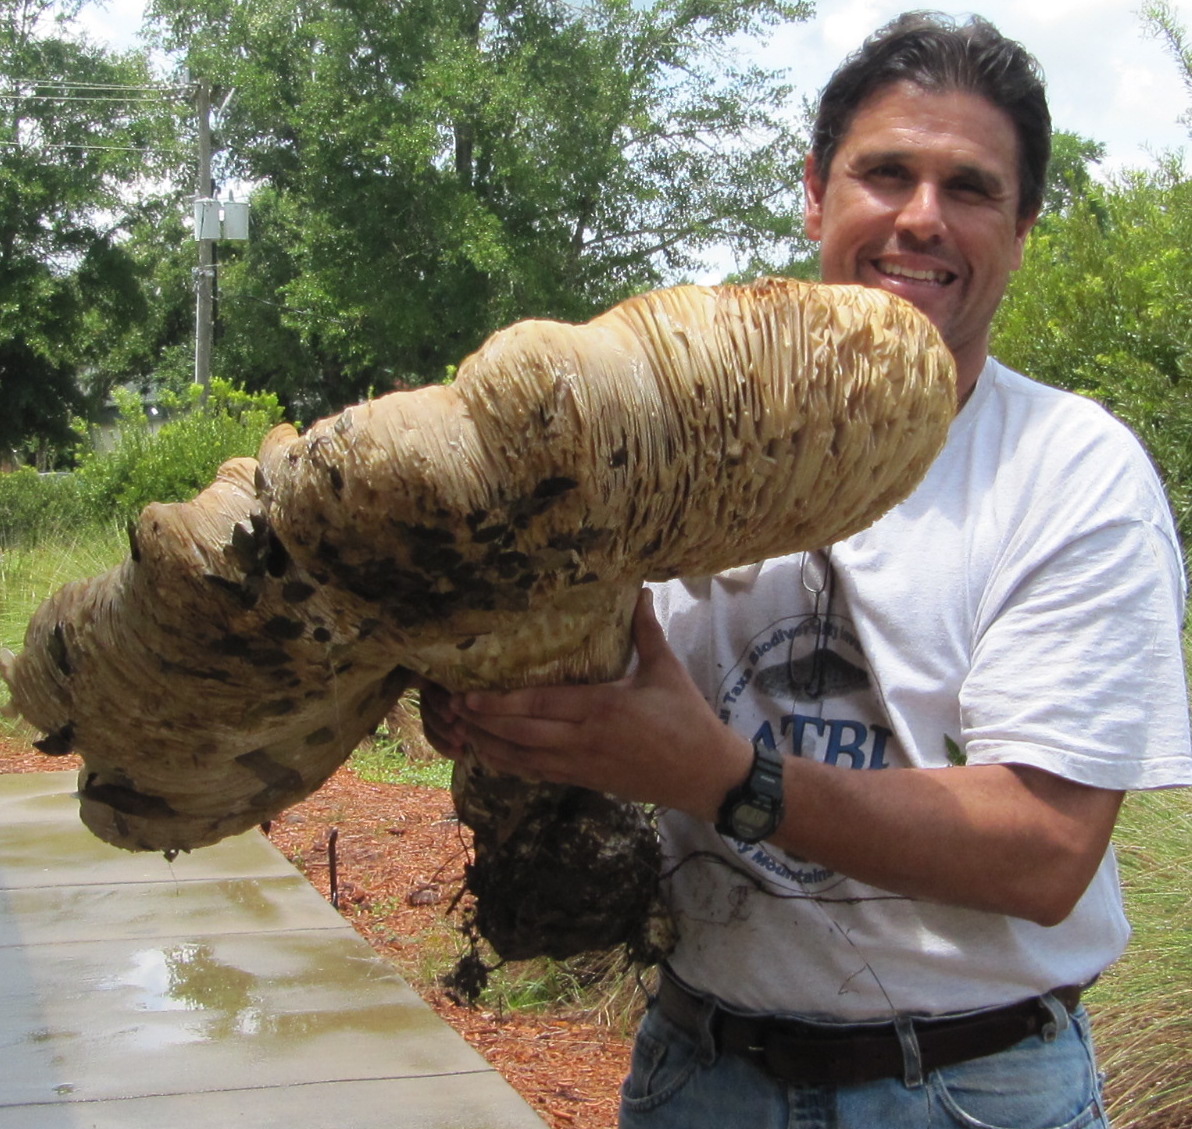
651, 357, 1192, 1021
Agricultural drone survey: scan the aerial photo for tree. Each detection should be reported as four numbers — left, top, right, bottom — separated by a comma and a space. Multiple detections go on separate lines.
1144, 0, 1192, 132
994, 164, 1192, 537
144, 0, 812, 412
1039, 130, 1106, 222
0, 0, 182, 464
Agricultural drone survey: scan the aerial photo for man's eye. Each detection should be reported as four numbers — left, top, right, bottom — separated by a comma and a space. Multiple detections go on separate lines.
951, 180, 990, 198
867, 165, 908, 183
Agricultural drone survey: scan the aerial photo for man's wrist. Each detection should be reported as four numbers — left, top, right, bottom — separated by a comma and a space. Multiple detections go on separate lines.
714, 738, 785, 843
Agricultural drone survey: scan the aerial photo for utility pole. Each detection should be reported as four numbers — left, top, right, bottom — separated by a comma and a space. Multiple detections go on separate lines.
194, 79, 214, 395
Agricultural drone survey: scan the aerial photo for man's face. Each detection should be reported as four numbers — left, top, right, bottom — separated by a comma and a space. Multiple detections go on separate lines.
804, 81, 1037, 395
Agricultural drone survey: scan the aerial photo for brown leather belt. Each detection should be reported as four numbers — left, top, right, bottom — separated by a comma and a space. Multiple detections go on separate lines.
656, 969, 1083, 1087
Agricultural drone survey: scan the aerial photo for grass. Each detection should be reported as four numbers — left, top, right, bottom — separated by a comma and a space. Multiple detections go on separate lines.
349, 694, 455, 789
1087, 787, 1192, 1128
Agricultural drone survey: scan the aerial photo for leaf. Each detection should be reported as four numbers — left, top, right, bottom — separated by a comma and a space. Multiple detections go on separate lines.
944, 735, 967, 767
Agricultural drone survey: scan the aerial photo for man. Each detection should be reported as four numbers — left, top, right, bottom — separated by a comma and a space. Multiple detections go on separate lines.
424, 13, 1192, 1128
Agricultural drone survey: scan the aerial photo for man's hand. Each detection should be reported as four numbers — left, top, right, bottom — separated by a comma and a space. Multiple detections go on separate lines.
419, 589, 752, 819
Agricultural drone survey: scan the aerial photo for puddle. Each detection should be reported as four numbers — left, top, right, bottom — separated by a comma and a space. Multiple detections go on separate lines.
98, 940, 437, 1052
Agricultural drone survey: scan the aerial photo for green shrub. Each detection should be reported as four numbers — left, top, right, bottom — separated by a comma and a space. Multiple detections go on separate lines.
74, 381, 285, 524
0, 466, 89, 548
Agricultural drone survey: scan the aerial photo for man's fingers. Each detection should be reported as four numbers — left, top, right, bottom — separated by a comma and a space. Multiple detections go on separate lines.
455, 683, 594, 724
450, 705, 583, 752
631, 587, 671, 665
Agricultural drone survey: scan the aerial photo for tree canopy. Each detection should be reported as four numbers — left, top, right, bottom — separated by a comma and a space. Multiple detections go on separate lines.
995, 162, 1192, 538
144, 0, 813, 414
0, 0, 184, 463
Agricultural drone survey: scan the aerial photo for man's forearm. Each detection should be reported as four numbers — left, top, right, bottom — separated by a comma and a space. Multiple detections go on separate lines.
763, 757, 1123, 925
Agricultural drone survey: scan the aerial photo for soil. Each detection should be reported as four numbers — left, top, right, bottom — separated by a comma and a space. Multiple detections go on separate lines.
0, 731, 637, 1129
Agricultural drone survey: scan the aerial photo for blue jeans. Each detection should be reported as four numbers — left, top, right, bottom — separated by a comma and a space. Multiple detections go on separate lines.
619, 997, 1109, 1129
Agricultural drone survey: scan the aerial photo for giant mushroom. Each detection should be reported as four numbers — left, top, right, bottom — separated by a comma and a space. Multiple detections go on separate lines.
1, 278, 956, 970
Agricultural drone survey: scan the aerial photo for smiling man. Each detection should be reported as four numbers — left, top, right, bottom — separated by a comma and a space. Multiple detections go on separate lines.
423, 13, 1192, 1129
804, 81, 1034, 402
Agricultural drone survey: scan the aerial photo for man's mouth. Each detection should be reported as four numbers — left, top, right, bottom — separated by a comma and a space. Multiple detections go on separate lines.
875, 259, 956, 285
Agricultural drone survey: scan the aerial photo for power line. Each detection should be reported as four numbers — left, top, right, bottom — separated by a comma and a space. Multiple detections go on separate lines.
0, 94, 183, 104
3, 79, 193, 94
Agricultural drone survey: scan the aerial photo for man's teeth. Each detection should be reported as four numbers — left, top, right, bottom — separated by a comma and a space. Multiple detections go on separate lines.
879, 261, 952, 283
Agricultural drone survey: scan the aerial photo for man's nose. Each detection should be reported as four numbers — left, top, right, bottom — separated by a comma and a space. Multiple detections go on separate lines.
895, 181, 946, 242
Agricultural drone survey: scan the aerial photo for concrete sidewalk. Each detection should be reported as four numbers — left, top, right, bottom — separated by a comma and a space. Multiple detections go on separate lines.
0, 771, 547, 1128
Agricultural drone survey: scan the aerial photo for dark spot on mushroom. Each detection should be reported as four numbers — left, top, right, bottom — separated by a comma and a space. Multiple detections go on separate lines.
641, 534, 663, 557
456, 637, 477, 650
328, 464, 344, 494
282, 580, 316, 603
34, 723, 75, 756
496, 551, 530, 578
533, 476, 579, 500
609, 445, 628, 469
312, 627, 332, 643
126, 521, 141, 563
358, 618, 381, 640
81, 775, 178, 819
411, 543, 464, 572
265, 531, 290, 577
403, 524, 456, 546
577, 572, 599, 584
216, 635, 252, 658
48, 624, 72, 677
236, 748, 304, 791
264, 616, 305, 642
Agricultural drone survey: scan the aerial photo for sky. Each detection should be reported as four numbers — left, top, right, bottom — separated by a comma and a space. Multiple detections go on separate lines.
75, 0, 1192, 176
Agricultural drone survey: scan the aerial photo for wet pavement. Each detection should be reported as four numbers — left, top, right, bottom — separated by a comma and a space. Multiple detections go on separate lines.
0, 771, 547, 1128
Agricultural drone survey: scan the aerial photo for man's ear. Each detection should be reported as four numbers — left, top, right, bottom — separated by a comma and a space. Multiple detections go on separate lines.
803, 153, 826, 241
1010, 207, 1039, 271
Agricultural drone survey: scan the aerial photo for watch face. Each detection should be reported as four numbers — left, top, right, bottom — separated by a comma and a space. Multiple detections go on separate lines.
732, 801, 776, 838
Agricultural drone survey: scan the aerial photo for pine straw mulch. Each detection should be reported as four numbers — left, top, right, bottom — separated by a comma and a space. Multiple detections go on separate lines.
0, 734, 637, 1129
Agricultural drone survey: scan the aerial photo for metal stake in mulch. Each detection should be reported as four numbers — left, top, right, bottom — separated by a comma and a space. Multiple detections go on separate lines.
328, 827, 340, 909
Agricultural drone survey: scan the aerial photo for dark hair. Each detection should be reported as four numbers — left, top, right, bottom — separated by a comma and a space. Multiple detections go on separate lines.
811, 11, 1051, 218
